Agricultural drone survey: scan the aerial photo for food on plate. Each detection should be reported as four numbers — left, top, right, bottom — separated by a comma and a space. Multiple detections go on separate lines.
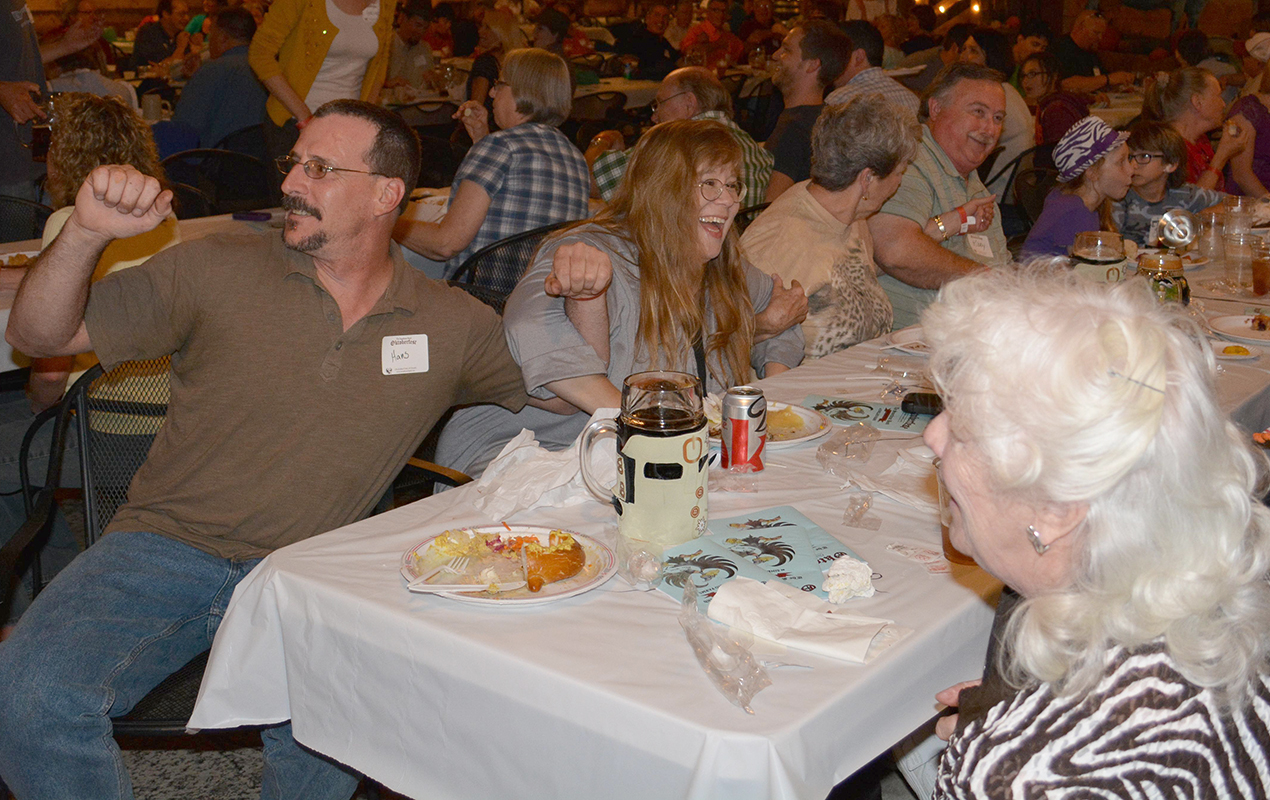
1, 253, 32, 267
767, 406, 805, 440
1223, 345, 1252, 356
429, 528, 586, 592
1256, 429, 1270, 446
1253, 313, 1270, 332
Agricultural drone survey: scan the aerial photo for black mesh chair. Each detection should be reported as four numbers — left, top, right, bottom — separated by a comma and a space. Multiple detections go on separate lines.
1012, 166, 1061, 228
448, 220, 577, 314
169, 181, 214, 220
399, 101, 460, 140
0, 195, 54, 244
161, 149, 275, 214
733, 202, 770, 234
413, 132, 462, 188
564, 91, 626, 147
214, 124, 268, 162
735, 77, 777, 141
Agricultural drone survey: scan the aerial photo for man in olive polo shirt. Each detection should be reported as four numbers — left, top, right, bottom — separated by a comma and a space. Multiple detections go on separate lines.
0, 100, 597, 800
868, 63, 1010, 329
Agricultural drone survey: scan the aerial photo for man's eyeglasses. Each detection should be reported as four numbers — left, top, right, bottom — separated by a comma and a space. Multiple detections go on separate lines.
1128, 152, 1165, 165
651, 90, 689, 112
275, 155, 386, 180
698, 178, 746, 203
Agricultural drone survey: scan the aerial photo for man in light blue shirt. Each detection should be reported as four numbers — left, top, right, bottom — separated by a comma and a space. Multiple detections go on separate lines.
172, 6, 267, 148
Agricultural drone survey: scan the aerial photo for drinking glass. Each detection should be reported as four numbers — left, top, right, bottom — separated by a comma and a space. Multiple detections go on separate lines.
1223, 196, 1253, 234
1253, 239, 1270, 296
934, 459, 975, 566
1224, 232, 1258, 290
1196, 209, 1224, 260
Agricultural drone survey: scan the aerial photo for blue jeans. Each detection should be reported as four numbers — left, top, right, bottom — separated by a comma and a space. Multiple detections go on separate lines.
0, 530, 362, 800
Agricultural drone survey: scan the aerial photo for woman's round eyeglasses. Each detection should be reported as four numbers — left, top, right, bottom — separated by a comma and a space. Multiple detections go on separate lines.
275, 155, 386, 180
698, 178, 746, 203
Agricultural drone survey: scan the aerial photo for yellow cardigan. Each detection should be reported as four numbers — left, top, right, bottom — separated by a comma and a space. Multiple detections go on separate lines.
249, 0, 397, 126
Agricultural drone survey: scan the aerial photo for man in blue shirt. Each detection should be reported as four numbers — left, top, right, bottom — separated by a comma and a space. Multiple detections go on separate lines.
172, 6, 266, 148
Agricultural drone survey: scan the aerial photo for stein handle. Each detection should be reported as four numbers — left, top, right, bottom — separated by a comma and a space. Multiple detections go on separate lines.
579, 416, 618, 501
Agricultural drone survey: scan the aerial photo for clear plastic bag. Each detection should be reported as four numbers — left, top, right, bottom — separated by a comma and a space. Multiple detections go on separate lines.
678, 582, 771, 714
816, 423, 885, 476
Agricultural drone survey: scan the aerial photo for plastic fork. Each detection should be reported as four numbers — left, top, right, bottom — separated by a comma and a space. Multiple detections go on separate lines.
407, 556, 470, 589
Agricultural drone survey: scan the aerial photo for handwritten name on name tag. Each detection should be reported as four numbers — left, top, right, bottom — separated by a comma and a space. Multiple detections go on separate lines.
382, 335, 429, 375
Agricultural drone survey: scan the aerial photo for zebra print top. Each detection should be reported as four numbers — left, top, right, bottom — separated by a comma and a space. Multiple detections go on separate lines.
933, 641, 1270, 799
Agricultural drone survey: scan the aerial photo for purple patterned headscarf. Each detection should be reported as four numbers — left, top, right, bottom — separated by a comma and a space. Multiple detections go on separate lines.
1053, 116, 1130, 183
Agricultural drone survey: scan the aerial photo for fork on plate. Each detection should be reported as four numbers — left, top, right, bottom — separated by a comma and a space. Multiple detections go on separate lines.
407, 556, 470, 589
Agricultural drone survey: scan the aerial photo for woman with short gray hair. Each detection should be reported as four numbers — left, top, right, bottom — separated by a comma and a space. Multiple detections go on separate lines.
394, 47, 589, 278
741, 95, 924, 357
924, 267, 1270, 797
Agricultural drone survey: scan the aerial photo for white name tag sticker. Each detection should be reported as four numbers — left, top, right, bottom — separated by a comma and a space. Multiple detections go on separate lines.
967, 233, 993, 259
382, 335, 429, 375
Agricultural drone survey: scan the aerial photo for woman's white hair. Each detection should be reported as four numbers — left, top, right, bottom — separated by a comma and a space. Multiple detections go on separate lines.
922, 265, 1270, 707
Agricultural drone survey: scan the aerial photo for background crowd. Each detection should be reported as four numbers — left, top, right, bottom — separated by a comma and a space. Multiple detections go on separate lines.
3, 0, 1270, 797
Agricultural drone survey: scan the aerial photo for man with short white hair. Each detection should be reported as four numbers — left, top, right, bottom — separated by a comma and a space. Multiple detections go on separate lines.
868, 63, 1008, 328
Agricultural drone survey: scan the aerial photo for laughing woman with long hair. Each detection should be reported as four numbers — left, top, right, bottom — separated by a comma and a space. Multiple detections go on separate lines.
434, 119, 806, 477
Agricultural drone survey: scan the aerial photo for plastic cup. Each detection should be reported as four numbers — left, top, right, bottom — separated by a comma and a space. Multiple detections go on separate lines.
934, 459, 975, 566
1225, 233, 1257, 290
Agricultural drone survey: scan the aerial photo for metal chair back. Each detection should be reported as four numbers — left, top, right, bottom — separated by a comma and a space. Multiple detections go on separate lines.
448, 220, 577, 313
160, 149, 275, 214
71, 359, 172, 544
0, 195, 54, 244
733, 202, 770, 234
170, 182, 214, 220
1012, 167, 1062, 228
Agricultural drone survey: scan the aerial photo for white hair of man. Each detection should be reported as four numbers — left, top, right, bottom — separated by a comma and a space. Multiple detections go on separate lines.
923, 266, 1270, 708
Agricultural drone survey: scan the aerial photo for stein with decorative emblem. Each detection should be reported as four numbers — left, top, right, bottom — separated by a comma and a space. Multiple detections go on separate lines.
580, 371, 709, 555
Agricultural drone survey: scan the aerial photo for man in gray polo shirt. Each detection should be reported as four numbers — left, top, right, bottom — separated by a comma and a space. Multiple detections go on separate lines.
868, 63, 1009, 328
0, 100, 594, 799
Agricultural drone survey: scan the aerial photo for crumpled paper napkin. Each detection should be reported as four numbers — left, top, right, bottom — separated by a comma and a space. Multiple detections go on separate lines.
845, 443, 939, 514
707, 577, 910, 664
465, 408, 619, 519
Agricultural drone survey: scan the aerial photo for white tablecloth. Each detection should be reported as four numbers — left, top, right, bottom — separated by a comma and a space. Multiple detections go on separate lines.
188, 328, 1270, 799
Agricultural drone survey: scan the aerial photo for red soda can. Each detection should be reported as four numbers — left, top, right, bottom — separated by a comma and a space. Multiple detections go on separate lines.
721, 386, 766, 471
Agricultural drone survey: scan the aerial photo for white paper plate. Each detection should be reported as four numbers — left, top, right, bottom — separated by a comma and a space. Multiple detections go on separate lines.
1214, 343, 1263, 360
1209, 315, 1270, 344
885, 326, 928, 354
710, 402, 833, 449
764, 402, 834, 449
400, 526, 616, 606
